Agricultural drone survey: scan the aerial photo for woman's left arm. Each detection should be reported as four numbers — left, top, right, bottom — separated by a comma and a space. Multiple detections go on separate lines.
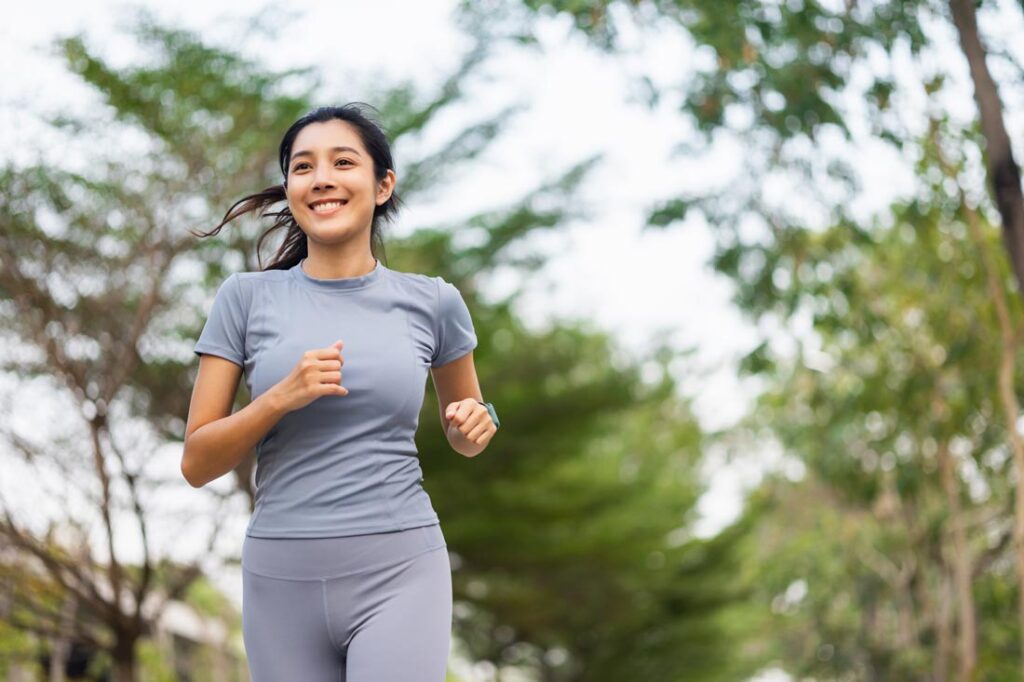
430, 350, 497, 457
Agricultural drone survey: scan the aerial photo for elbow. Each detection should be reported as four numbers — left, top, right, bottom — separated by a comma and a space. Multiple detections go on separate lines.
180, 459, 199, 488
180, 445, 205, 488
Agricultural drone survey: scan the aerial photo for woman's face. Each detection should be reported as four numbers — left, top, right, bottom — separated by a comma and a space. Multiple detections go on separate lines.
284, 119, 394, 245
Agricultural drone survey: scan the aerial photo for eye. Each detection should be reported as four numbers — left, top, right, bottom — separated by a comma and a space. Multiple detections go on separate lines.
291, 159, 350, 172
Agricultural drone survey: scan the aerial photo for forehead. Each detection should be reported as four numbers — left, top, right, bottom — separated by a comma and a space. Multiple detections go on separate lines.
292, 119, 364, 155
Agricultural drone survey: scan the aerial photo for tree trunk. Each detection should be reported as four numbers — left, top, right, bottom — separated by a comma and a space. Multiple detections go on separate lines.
47, 641, 68, 682
47, 592, 77, 682
936, 440, 977, 679
110, 637, 137, 682
948, 0, 1024, 295
996, 329, 1024, 680
934, 570, 953, 682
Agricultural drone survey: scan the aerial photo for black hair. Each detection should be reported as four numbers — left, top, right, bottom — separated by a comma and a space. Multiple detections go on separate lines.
190, 102, 402, 270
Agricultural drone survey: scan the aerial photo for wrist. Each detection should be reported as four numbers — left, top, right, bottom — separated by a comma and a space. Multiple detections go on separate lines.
262, 386, 291, 416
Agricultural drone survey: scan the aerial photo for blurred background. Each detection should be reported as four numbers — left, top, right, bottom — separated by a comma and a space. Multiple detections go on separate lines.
2, 0, 1024, 680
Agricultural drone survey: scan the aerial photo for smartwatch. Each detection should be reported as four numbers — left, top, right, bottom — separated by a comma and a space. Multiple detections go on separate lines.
476, 400, 500, 428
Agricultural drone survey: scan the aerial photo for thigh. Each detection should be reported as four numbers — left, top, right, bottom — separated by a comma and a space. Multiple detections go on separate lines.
242, 569, 343, 682
343, 547, 453, 682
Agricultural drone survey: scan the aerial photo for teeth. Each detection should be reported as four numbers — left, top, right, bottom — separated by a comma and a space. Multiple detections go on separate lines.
312, 200, 345, 212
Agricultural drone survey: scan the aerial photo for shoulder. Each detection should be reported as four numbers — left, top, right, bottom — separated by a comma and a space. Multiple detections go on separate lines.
236, 269, 290, 285
380, 266, 442, 301
380, 267, 471, 322
209, 269, 288, 313
232, 268, 290, 295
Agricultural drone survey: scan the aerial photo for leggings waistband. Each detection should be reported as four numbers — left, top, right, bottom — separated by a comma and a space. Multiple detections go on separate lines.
241, 523, 446, 581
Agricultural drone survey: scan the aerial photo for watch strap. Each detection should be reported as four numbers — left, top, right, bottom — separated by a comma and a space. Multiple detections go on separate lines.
476, 400, 500, 428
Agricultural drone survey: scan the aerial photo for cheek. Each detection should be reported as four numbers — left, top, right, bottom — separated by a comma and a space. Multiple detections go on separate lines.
285, 189, 305, 214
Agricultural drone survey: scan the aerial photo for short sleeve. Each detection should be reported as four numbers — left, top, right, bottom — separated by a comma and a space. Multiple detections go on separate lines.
193, 273, 249, 367
431, 277, 477, 368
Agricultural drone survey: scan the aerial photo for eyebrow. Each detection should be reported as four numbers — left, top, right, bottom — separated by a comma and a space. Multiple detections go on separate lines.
291, 146, 362, 163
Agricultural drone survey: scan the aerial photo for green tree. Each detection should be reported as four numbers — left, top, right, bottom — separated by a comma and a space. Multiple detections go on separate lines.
493, 0, 1024, 674
711, 114, 1021, 677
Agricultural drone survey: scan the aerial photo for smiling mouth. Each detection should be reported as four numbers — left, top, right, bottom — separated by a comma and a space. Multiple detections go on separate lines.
309, 199, 348, 215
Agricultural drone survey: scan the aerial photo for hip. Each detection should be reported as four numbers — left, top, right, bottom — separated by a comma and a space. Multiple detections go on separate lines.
241, 522, 446, 581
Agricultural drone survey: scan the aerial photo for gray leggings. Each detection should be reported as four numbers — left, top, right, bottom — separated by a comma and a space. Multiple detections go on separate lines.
241, 523, 452, 681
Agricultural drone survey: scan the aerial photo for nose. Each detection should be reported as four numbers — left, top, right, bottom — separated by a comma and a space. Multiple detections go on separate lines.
312, 164, 335, 191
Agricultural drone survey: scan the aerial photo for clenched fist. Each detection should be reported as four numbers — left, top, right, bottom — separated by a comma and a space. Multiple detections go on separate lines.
269, 340, 349, 413
445, 398, 497, 446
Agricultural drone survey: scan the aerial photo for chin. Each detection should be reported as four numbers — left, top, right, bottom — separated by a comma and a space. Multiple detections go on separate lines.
312, 226, 364, 242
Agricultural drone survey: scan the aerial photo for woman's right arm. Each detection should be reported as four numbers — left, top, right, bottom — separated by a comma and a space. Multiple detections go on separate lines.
181, 354, 288, 488
182, 342, 349, 487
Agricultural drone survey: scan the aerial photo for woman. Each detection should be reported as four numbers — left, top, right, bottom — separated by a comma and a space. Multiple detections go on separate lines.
182, 103, 499, 681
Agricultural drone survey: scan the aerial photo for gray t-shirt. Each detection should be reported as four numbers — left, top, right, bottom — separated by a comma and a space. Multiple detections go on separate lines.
192, 257, 477, 538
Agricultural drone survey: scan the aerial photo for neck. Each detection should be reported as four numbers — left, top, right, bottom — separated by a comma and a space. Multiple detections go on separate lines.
301, 249, 376, 279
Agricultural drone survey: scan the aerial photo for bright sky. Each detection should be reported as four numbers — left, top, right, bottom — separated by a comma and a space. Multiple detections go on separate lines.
4, 1, 1021, 679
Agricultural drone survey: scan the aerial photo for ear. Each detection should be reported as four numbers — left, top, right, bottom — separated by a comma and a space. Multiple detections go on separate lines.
376, 169, 397, 205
